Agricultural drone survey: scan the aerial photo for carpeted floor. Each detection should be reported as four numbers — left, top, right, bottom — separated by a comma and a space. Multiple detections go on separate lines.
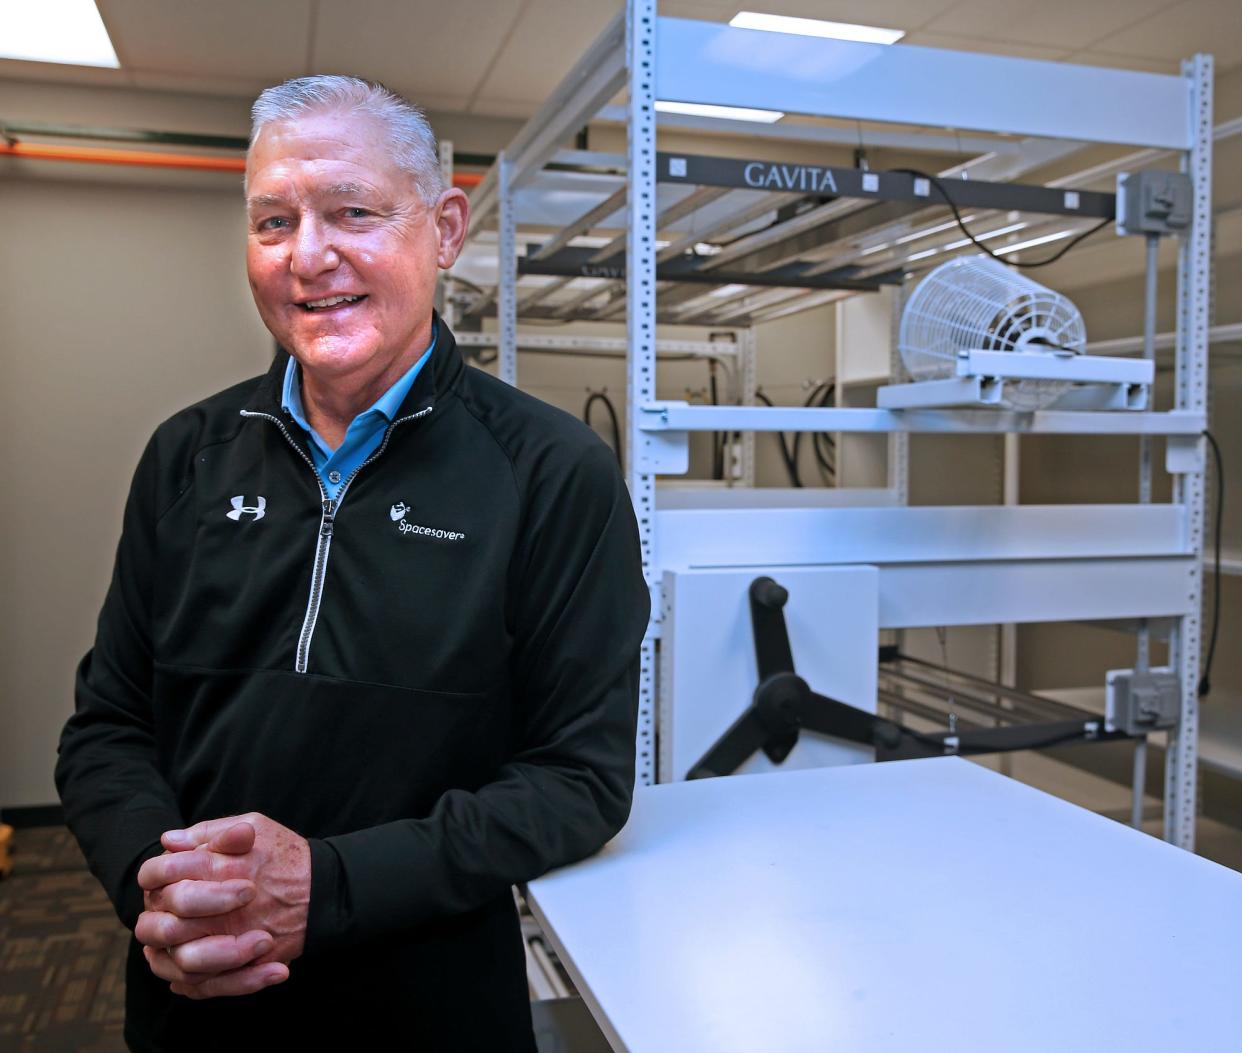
0, 826, 127, 1052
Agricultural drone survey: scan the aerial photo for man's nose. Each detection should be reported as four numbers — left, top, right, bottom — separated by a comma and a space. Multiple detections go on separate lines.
290, 215, 339, 278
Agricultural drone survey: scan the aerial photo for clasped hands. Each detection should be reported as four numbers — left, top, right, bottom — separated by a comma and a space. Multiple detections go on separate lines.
135, 813, 310, 999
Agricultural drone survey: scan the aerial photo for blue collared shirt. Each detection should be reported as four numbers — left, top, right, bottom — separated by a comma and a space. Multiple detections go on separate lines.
281, 331, 435, 501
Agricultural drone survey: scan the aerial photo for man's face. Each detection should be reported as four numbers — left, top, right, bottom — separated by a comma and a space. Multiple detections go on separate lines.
245, 110, 462, 384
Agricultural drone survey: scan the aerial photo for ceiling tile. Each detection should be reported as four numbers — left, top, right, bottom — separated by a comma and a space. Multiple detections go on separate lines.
312, 0, 525, 102
467, 97, 556, 120
919, 0, 1173, 50
97, 0, 312, 80
1058, 51, 1179, 74
467, 0, 621, 113
1094, 0, 1242, 66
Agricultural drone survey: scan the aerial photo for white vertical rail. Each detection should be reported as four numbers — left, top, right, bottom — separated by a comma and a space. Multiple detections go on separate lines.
741, 327, 757, 487
999, 432, 1020, 779
1133, 234, 1160, 830
888, 283, 910, 503
1137, 235, 1159, 680
497, 151, 518, 387
627, 0, 658, 787
1165, 54, 1213, 849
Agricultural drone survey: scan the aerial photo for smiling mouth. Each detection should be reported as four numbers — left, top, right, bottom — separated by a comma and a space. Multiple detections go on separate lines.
299, 294, 367, 312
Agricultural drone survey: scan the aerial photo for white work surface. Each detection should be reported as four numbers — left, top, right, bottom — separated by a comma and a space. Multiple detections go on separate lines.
526, 759, 1242, 1052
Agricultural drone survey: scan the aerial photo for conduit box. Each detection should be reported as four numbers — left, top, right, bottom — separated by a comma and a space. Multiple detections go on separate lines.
1105, 668, 1180, 735
1116, 170, 1193, 236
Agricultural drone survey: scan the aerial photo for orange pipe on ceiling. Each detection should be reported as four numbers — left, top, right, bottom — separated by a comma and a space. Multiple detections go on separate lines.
0, 141, 485, 186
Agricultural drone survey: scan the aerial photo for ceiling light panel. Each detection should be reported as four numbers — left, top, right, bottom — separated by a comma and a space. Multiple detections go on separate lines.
655, 101, 785, 123
729, 11, 905, 46
650, 101, 784, 124
0, 0, 119, 67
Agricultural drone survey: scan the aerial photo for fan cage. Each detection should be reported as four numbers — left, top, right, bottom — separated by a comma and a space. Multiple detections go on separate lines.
898, 256, 1087, 410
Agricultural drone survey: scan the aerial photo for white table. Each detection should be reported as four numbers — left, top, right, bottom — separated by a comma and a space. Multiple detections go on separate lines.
527, 758, 1242, 1052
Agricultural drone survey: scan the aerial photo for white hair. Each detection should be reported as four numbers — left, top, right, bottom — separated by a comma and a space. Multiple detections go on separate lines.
249, 75, 445, 203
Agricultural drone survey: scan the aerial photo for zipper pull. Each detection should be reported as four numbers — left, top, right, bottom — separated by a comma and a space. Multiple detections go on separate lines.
321, 499, 336, 537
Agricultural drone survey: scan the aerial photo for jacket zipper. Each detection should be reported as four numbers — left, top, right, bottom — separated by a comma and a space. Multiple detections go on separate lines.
240, 404, 433, 673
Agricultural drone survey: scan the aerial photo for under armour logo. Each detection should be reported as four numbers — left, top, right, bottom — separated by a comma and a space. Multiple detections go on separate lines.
390, 501, 409, 522
226, 495, 267, 522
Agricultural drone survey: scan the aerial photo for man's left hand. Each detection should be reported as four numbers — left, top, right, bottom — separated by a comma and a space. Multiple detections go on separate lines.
136, 813, 311, 999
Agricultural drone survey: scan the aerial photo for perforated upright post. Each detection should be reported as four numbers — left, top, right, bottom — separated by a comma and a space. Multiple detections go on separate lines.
626, 0, 658, 786
1165, 54, 1213, 850
497, 151, 518, 387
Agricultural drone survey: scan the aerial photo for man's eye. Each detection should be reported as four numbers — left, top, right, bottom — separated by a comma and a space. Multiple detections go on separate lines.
343, 207, 371, 219
257, 217, 290, 232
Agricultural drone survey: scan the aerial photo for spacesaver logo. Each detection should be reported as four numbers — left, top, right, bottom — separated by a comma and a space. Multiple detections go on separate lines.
389, 502, 467, 542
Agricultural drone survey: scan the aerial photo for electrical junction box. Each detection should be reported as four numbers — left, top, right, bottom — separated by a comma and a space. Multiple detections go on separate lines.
1105, 667, 1180, 735
1116, 170, 1193, 236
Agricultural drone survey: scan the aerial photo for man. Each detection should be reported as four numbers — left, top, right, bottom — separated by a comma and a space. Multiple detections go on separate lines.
56, 75, 649, 1051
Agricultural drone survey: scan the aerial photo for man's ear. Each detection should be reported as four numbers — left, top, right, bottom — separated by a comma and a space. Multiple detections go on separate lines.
435, 188, 471, 270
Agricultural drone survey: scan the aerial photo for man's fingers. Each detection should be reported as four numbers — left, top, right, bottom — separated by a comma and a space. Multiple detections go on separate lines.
170, 962, 289, 1000
135, 910, 216, 949
143, 944, 207, 985
207, 820, 256, 855
168, 930, 273, 975
138, 847, 240, 890
161, 816, 255, 854
145, 878, 255, 918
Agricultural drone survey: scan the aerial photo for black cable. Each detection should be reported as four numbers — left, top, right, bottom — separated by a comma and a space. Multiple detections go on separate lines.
754, 390, 802, 487
889, 168, 1113, 269
811, 383, 836, 483
583, 391, 623, 473
1199, 429, 1224, 697
794, 382, 835, 486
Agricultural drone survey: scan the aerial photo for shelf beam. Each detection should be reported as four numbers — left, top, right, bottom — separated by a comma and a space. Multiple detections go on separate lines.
639, 402, 1206, 436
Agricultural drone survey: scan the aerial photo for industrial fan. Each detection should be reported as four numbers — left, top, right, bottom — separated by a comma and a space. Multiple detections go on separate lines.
878, 254, 1151, 411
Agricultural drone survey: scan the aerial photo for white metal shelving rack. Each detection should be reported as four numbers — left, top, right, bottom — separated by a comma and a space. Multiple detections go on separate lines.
465, 2, 1214, 850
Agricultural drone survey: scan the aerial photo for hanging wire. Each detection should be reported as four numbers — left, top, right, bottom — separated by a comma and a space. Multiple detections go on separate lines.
792, 381, 836, 486
1199, 429, 1224, 697
888, 167, 1112, 269
755, 389, 802, 487
583, 388, 623, 473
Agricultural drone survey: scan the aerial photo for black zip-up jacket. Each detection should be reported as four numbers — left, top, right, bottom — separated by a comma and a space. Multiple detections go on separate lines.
55, 321, 650, 1051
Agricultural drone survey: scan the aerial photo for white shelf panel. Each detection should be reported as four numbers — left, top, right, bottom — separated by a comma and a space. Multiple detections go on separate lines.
655, 17, 1192, 149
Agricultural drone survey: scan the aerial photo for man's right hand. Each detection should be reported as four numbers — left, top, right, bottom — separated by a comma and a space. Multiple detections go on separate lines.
135, 819, 299, 998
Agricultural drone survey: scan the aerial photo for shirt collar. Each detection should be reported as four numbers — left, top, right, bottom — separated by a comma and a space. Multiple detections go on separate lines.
280, 322, 438, 428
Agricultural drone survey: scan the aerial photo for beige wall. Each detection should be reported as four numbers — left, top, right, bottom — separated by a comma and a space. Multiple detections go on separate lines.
0, 176, 274, 806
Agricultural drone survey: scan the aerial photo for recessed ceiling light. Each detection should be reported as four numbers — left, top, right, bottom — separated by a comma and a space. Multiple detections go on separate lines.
730, 11, 905, 46
0, 0, 120, 67
655, 101, 785, 124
